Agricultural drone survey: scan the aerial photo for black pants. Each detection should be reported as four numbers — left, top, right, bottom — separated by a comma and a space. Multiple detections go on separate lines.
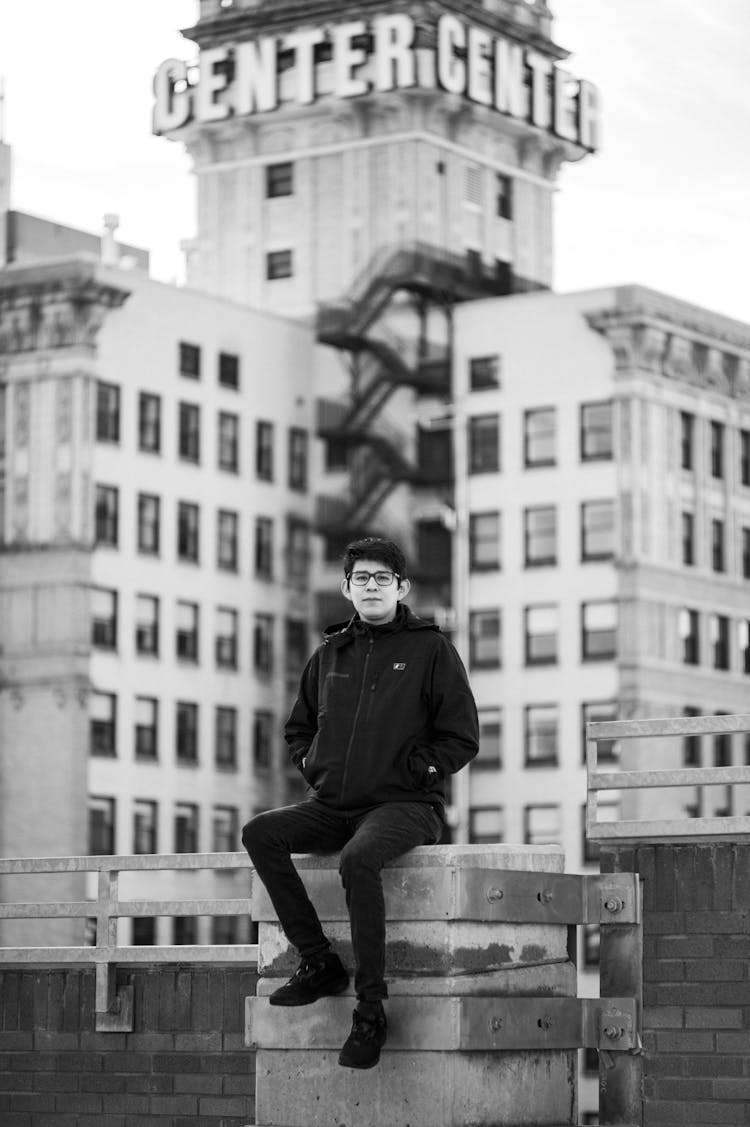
241, 798, 442, 1002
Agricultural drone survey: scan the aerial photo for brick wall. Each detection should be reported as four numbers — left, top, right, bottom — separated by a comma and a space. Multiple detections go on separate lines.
602, 842, 750, 1127
0, 965, 257, 1126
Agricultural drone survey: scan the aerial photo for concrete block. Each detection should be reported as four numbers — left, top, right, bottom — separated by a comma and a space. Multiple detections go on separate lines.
250, 843, 564, 922
253, 1048, 576, 1127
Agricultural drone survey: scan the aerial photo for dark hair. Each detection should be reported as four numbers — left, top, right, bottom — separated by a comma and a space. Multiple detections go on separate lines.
342, 537, 407, 580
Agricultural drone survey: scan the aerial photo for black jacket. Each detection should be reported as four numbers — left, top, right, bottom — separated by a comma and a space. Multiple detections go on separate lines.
284, 604, 479, 813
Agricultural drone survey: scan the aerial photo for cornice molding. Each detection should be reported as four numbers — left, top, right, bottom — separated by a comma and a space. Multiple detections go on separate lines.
585, 286, 750, 400
0, 259, 131, 354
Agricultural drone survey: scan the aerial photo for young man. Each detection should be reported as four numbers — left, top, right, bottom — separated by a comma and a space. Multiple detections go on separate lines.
242, 537, 478, 1069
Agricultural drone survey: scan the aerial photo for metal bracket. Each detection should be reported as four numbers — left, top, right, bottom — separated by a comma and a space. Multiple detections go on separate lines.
461, 996, 639, 1051
457, 869, 641, 925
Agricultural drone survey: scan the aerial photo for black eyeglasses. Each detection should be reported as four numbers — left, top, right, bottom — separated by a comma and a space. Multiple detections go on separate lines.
348, 570, 400, 588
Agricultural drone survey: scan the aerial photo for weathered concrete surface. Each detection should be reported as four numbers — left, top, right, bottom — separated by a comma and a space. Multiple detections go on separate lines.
254, 1048, 576, 1127
258, 918, 569, 977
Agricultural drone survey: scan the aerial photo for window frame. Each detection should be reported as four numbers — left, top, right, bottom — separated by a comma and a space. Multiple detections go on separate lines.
580, 399, 613, 462
468, 413, 500, 474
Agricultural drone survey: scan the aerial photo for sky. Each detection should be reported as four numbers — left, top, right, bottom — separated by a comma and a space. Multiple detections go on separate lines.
0, 0, 747, 321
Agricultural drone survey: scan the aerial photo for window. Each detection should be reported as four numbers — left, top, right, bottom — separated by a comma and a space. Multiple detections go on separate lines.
215, 706, 238, 769
286, 619, 308, 674
680, 411, 694, 471
714, 713, 731, 768
580, 400, 613, 461
266, 161, 293, 198
217, 509, 239, 571
176, 600, 199, 662
90, 692, 116, 756
681, 511, 695, 566
135, 594, 159, 656
213, 806, 239, 852
256, 421, 274, 481
96, 381, 120, 443
469, 512, 501, 571
468, 414, 500, 473
523, 804, 561, 846
711, 518, 725, 572
133, 800, 158, 855
176, 701, 199, 764
178, 402, 200, 463
710, 613, 730, 670
288, 427, 308, 491
743, 527, 750, 579
255, 516, 273, 578
464, 163, 482, 205
524, 604, 558, 665
582, 701, 619, 764
212, 916, 239, 944
215, 607, 238, 670
682, 706, 701, 766
581, 500, 614, 561
739, 620, 750, 674
524, 407, 556, 467
137, 493, 160, 555
476, 707, 502, 765
174, 802, 199, 852
218, 411, 239, 473
179, 341, 201, 379
177, 501, 200, 562
582, 600, 617, 661
286, 517, 310, 586
254, 710, 275, 770
496, 173, 513, 220
88, 796, 116, 855
91, 587, 117, 649
218, 351, 240, 389
710, 420, 724, 478
679, 608, 700, 665
254, 613, 274, 675
173, 917, 197, 944
469, 807, 504, 844
138, 392, 161, 453
469, 355, 501, 391
95, 484, 119, 546
469, 609, 501, 669
134, 696, 158, 760
741, 428, 750, 487
132, 919, 155, 945
525, 704, 558, 766
524, 505, 556, 567
266, 249, 293, 279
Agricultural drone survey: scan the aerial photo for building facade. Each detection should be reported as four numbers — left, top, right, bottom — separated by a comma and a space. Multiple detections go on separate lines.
0, 256, 321, 943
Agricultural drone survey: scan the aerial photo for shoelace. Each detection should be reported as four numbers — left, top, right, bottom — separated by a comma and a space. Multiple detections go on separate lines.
352, 1013, 383, 1040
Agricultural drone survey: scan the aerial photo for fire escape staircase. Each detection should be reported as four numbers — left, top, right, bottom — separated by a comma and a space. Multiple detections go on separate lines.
316, 241, 514, 540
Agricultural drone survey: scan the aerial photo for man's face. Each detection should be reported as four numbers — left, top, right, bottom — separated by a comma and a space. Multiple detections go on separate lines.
341, 557, 410, 624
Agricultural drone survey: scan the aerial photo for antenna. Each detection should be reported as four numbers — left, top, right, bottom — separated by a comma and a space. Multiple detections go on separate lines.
0, 77, 5, 142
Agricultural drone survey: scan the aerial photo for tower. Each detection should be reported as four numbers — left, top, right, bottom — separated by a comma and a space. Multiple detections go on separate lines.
154, 0, 600, 313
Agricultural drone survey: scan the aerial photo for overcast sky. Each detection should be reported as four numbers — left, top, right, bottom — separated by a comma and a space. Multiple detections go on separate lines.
0, 0, 747, 321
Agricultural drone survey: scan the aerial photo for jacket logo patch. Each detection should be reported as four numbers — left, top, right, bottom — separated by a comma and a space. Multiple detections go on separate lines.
392, 663, 406, 670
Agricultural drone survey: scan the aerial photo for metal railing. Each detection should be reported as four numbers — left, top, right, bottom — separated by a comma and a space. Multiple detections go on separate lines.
0, 851, 258, 1027
587, 713, 750, 843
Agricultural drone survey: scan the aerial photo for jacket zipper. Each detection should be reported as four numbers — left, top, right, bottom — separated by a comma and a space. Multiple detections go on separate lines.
340, 635, 374, 801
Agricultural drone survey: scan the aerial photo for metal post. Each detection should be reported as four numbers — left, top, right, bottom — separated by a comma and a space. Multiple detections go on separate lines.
598, 876, 643, 1125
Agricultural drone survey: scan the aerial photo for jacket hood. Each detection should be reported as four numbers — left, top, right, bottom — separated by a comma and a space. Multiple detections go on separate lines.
322, 602, 439, 648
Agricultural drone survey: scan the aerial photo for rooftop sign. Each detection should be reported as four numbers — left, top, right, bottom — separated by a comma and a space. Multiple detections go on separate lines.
153, 13, 600, 151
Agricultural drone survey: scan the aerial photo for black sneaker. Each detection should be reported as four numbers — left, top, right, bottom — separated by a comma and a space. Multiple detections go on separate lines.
268, 951, 349, 1006
338, 1001, 387, 1069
